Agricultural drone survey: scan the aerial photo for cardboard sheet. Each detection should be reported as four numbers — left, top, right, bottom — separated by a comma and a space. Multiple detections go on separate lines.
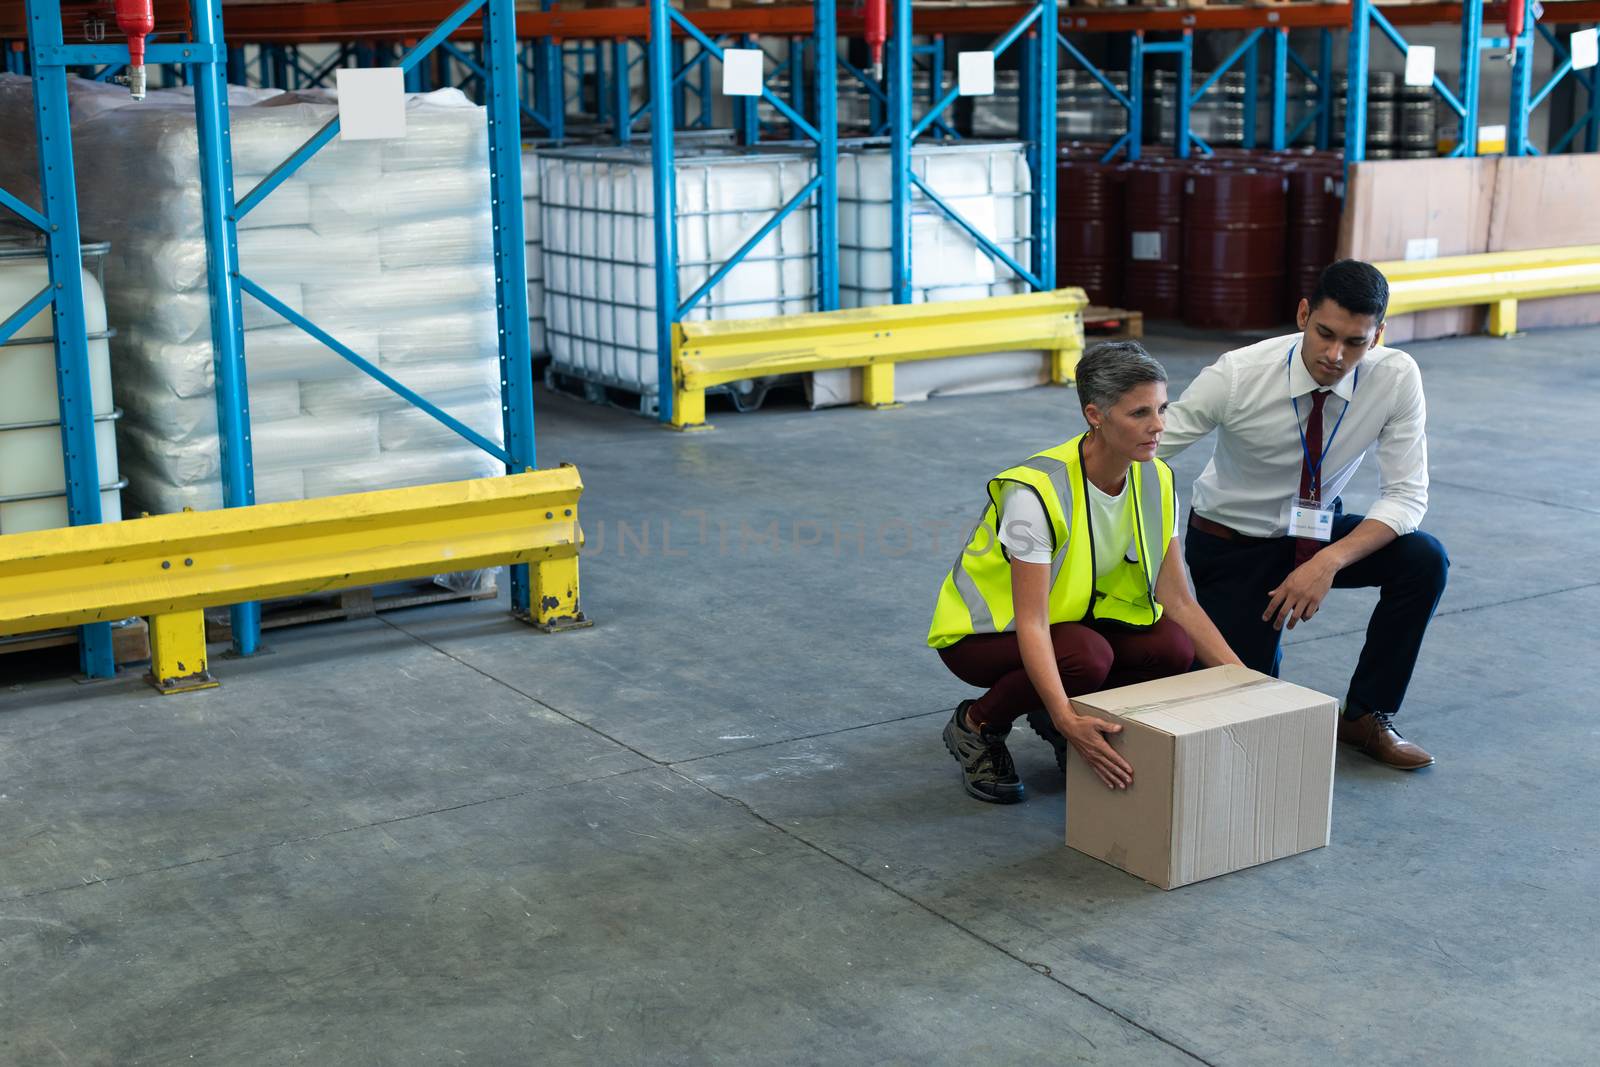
1337, 157, 1496, 343
1339, 155, 1600, 340
1487, 155, 1600, 330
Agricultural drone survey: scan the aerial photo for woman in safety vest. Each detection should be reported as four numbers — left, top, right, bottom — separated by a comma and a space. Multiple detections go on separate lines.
928, 341, 1242, 803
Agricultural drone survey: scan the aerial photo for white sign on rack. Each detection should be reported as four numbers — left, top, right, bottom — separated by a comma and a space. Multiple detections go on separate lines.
1404, 45, 1436, 88
1573, 28, 1599, 71
336, 68, 407, 141
722, 49, 764, 96
958, 51, 995, 97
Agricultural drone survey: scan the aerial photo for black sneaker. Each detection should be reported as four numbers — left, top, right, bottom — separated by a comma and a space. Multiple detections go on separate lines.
942, 700, 1025, 804
1026, 708, 1069, 775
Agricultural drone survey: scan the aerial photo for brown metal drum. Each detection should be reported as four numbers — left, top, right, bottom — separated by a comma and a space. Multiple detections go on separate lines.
1284, 162, 1343, 303
1122, 162, 1186, 319
1181, 167, 1289, 330
1057, 159, 1124, 307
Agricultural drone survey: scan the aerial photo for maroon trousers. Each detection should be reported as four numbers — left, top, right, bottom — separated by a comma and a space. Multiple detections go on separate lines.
937, 617, 1196, 731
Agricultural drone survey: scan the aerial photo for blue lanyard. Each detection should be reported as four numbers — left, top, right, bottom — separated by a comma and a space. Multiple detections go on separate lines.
1288, 345, 1358, 490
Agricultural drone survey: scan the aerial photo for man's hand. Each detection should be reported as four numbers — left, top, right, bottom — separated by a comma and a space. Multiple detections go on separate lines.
1264, 555, 1338, 631
1051, 708, 1134, 790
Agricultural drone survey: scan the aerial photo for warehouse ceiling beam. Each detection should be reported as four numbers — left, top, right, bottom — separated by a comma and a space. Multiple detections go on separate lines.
19, 2, 1600, 45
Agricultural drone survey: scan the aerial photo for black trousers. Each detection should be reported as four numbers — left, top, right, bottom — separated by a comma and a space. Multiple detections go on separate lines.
1184, 506, 1449, 718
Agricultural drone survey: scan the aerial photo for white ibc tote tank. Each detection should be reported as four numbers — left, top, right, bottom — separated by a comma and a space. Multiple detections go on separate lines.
0, 240, 124, 533
814, 140, 1044, 407
538, 144, 817, 411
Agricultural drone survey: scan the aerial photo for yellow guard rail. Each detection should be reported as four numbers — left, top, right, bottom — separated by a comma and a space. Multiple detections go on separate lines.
0, 467, 587, 694
1377, 245, 1600, 337
671, 288, 1089, 429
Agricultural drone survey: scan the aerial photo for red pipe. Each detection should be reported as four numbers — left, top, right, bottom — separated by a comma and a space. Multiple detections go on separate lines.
1505, 0, 1524, 40
864, 0, 886, 78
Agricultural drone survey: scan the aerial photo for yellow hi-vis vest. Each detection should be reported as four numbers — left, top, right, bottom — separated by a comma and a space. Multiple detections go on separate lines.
927, 432, 1177, 650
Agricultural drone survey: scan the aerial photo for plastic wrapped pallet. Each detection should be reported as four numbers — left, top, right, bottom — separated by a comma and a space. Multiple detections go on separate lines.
0, 77, 512, 597
813, 140, 1042, 408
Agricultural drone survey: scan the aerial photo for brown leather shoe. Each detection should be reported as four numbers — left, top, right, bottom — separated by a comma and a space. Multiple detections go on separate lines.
1338, 711, 1435, 770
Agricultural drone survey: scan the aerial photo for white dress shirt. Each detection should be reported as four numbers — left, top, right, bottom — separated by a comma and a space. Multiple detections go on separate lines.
1157, 333, 1429, 538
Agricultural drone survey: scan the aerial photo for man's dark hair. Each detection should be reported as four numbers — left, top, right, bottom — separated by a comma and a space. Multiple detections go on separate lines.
1310, 259, 1390, 322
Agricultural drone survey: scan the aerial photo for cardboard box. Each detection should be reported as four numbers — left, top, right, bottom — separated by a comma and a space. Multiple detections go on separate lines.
1065, 665, 1337, 890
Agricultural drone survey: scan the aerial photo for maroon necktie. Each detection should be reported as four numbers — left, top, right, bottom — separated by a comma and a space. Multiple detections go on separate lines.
1293, 390, 1327, 568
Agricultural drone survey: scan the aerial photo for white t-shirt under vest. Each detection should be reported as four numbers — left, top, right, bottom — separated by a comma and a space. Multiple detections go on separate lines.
996, 476, 1177, 578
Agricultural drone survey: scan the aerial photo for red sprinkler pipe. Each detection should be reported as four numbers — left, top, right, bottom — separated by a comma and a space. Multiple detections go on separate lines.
114, 0, 154, 99
864, 0, 886, 80
1505, 0, 1525, 42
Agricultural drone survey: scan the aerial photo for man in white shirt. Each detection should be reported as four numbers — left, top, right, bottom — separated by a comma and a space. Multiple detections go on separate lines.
1157, 260, 1449, 770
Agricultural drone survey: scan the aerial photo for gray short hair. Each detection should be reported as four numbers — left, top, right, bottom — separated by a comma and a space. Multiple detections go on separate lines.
1075, 340, 1168, 414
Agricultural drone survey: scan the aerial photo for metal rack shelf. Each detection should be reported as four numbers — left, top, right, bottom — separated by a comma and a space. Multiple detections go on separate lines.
0, 0, 540, 669
5, 0, 1594, 460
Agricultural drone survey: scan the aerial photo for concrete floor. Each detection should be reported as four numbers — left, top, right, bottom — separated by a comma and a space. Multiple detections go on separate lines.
3, 324, 1598, 1066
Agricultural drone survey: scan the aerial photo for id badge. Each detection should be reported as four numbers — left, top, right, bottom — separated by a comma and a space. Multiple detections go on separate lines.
1287, 498, 1334, 542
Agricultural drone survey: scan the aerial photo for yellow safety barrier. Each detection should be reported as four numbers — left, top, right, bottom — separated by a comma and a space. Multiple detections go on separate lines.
1377, 245, 1600, 337
0, 467, 587, 694
670, 288, 1089, 430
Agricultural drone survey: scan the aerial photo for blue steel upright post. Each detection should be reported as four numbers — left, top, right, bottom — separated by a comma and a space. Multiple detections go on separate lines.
1243, 32, 1259, 150
23, 0, 114, 677
539, 6, 563, 141
613, 38, 631, 144
1506, 0, 1535, 155
815, 0, 839, 311
1176, 32, 1194, 158
890, 0, 913, 305
648, 0, 678, 423
1128, 32, 1144, 161
1347, 0, 1372, 164
737, 34, 759, 144
191, 0, 261, 655
1459, 0, 1482, 155
1270, 29, 1288, 151
1032, 1, 1057, 290
485, 0, 538, 616
1317, 28, 1334, 149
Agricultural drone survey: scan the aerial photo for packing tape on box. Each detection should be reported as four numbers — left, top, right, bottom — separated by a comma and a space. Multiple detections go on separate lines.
1114, 678, 1285, 721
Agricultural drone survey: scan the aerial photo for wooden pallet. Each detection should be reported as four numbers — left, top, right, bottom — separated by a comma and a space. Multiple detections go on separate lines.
1084, 306, 1145, 340
203, 578, 499, 644
0, 618, 151, 667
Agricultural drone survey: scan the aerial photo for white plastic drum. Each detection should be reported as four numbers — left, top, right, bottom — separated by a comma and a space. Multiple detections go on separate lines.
817, 141, 1043, 408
